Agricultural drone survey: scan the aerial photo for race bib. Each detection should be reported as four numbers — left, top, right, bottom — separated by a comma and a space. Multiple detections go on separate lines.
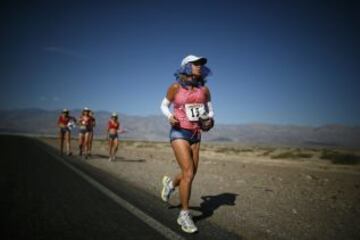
185, 103, 206, 121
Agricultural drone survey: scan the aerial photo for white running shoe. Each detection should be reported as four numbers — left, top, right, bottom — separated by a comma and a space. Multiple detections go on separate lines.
177, 211, 198, 233
161, 176, 174, 202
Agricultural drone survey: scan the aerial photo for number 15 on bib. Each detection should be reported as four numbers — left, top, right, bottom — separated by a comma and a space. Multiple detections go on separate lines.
185, 103, 206, 122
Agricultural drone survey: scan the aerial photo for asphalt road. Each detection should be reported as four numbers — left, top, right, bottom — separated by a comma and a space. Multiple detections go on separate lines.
0, 135, 171, 240
0, 135, 241, 240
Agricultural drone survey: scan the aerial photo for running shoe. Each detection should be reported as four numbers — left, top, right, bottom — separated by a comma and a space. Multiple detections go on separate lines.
161, 176, 174, 202
177, 211, 198, 233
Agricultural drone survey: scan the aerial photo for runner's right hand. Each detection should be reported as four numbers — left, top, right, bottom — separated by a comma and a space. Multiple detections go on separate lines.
169, 115, 179, 126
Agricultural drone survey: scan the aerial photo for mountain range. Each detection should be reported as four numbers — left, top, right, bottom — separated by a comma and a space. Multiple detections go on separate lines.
0, 108, 359, 148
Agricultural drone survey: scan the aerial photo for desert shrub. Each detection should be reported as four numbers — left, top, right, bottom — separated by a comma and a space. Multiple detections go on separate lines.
260, 149, 275, 156
215, 147, 254, 154
239, 148, 254, 152
271, 151, 313, 159
296, 152, 313, 158
122, 141, 135, 146
135, 142, 157, 148
215, 147, 234, 153
320, 150, 360, 165
271, 151, 296, 159
201, 147, 209, 152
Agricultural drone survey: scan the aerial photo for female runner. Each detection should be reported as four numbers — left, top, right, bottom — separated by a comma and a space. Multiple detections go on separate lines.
160, 55, 214, 233
78, 107, 92, 159
57, 109, 76, 156
107, 112, 120, 161
88, 110, 96, 156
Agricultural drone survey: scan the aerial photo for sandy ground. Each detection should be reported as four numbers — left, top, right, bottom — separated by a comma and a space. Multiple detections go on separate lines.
42, 137, 360, 240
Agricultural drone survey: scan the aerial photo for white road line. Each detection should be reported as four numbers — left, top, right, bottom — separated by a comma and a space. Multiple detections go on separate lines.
36, 141, 186, 240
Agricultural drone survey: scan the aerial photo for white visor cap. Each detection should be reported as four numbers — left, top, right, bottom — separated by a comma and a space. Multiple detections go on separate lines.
181, 55, 207, 67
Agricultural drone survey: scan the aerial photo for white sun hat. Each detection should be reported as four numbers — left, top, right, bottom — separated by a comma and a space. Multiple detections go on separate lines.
83, 107, 90, 111
181, 54, 207, 67
111, 112, 118, 117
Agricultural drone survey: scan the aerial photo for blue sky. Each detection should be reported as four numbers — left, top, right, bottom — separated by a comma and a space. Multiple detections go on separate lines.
1, 0, 359, 126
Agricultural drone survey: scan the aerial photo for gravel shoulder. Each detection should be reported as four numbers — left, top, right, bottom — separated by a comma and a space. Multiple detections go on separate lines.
42, 137, 360, 240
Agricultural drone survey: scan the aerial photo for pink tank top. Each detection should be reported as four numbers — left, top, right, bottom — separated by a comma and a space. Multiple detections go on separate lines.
173, 86, 207, 131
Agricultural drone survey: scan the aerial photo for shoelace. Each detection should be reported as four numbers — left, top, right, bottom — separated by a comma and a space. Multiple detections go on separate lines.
166, 179, 174, 192
181, 213, 195, 228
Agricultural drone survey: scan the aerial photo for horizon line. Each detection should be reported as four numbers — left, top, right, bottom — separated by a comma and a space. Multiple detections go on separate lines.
0, 107, 359, 128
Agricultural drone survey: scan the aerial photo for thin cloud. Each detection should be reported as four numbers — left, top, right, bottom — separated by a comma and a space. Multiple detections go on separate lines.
43, 46, 89, 60
39, 96, 60, 102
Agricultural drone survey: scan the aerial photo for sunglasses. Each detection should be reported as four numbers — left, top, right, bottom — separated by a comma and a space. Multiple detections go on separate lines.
191, 61, 204, 66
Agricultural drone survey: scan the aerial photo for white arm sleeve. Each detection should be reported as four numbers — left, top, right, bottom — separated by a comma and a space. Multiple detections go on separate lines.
160, 97, 173, 119
207, 101, 214, 118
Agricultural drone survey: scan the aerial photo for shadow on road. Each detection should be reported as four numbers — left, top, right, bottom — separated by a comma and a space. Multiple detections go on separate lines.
168, 192, 238, 222
93, 154, 109, 158
191, 193, 238, 222
92, 154, 146, 163
117, 158, 146, 163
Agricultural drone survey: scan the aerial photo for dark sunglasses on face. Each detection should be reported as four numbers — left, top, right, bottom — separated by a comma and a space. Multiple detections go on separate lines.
191, 61, 203, 66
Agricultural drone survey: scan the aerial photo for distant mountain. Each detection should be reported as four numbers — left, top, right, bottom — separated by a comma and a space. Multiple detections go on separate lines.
0, 108, 170, 141
0, 108, 359, 148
